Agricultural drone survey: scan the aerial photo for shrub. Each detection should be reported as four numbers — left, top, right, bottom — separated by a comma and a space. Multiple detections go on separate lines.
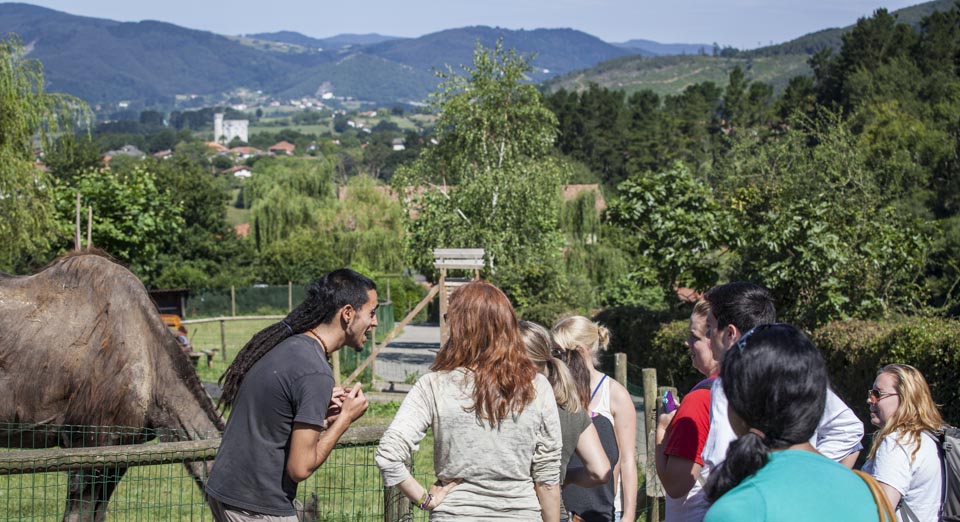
813, 316, 960, 426
593, 306, 693, 391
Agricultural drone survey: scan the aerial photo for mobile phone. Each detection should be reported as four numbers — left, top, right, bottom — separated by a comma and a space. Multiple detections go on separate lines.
661, 390, 678, 413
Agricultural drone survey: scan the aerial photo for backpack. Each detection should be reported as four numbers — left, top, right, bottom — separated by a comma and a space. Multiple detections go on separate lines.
900, 426, 960, 522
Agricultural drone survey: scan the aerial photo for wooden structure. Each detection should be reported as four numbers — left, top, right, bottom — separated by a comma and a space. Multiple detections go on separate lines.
434, 248, 485, 345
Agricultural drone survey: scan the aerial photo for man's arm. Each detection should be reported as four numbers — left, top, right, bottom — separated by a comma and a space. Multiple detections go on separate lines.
287, 383, 368, 482
816, 388, 864, 467
610, 381, 637, 521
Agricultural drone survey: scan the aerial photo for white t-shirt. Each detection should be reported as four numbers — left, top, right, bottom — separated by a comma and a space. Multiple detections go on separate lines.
699, 378, 864, 481
664, 476, 710, 522
863, 431, 942, 522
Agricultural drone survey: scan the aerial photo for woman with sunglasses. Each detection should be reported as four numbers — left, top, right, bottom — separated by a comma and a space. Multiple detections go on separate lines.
704, 324, 879, 521
863, 364, 944, 521
376, 281, 562, 521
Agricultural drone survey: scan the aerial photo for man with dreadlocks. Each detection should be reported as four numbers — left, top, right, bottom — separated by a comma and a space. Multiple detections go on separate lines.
206, 269, 377, 521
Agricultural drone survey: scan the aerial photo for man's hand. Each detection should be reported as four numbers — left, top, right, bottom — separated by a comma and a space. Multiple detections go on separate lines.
337, 383, 368, 425
324, 386, 346, 427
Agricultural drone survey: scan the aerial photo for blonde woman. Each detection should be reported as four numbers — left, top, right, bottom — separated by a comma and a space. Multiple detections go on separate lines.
521, 321, 611, 522
553, 317, 637, 522
863, 364, 944, 521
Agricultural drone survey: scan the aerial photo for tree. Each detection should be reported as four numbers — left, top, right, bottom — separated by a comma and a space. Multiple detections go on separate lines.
393, 41, 571, 315
607, 162, 731, 294
720, 112, 929, 326
55, 165, 184, 281
0, 36, 83, 272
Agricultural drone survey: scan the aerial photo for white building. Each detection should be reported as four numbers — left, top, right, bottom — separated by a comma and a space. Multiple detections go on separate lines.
214, 113, 249, 145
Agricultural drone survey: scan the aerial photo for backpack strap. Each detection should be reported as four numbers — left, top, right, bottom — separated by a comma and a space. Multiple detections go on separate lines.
691, 376, 716, 393
899, 430, 945, 522
854, 470, 898, 522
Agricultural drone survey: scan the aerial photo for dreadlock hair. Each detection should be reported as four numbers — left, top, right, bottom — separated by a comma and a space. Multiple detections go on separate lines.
217, 269, 376, 410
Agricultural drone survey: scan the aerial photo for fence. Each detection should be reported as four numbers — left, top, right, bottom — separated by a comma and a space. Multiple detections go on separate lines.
0, 424, 406, 522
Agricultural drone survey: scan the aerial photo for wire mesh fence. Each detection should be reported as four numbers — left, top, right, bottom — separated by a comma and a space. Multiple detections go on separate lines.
0, 424, 406, 522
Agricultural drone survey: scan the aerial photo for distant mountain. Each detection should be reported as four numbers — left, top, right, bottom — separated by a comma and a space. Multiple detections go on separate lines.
249, 31, 403, 50
545, 0, 955, 97
614, 39, 711, 57
363, 26, 633, 81
0, 4, 642, 108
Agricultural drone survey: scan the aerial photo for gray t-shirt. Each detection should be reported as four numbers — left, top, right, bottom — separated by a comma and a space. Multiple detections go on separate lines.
206, 334, 334, 516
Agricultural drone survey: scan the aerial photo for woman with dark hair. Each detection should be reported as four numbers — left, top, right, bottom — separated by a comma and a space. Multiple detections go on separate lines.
863, 364, 944, 521
376, 281, 562, 521
520, 321, 611, 522
704, 324, 880, 522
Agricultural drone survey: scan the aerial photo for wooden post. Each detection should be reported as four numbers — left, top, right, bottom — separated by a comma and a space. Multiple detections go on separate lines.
343, 284, 440, 387
614, 353, 627, 388
287, 281, 292, 312
439, 267, 448, 346
386, 279, 391, 303
383, 459, 411, 522
231, 286, 236, 317
332, 350, 341, 386
642, 368, 661, 522
86, 206, 92, 248
74, 192, 81, 250
219, 320, 227, 361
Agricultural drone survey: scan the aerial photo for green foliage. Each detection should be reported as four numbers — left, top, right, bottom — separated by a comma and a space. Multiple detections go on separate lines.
607, 162, 731, 293
720, 113, 930, 326
55, 165, 184, 280
246, 156, 335, 249
813, 316, 960, 425
0, 36, 84, 272
394, 41, 572, 317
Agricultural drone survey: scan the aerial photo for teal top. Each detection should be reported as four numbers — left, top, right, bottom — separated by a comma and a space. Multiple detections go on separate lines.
705, 450, 878, 522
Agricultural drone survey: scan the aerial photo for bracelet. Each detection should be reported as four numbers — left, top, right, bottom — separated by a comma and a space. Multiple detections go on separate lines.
418, 493, 433, 510
416, 491, 427, 508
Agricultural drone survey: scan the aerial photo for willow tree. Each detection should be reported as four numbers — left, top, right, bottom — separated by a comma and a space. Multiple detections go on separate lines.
0, 36, 84, 272
393, 41, 570, 315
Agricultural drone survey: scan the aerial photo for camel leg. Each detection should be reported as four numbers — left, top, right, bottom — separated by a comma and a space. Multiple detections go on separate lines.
62, 465, 127, 522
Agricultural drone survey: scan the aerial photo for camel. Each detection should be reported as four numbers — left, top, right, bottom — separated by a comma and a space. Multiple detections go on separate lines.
0, 252, 225, 521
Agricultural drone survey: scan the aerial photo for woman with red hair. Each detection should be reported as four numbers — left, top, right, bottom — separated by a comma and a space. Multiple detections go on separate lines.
376, 281, 563, 521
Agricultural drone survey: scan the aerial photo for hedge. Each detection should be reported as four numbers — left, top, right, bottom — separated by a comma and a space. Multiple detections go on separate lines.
625, 314, 960, 426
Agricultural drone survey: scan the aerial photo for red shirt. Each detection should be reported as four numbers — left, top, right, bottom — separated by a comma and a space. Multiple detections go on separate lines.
663, 378, 715, 466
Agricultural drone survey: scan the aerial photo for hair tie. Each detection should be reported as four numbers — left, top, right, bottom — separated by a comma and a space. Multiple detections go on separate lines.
281, 320, 294, 335
748, 427, 768, 442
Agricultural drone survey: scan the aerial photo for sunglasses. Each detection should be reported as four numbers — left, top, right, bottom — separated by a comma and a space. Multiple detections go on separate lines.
867, 388, 898, 401
734, 323, 788, 353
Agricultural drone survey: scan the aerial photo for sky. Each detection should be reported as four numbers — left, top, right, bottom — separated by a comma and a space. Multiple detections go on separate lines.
23, 0, 925, 49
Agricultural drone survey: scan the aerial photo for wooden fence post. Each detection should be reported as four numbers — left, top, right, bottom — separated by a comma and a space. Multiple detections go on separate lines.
614, 353, 627, 388
642, 368, 660, 522
219, 320, 227, 361
86, 206, 92, 248
383, 457, 412, 522
230, 286, 236, 317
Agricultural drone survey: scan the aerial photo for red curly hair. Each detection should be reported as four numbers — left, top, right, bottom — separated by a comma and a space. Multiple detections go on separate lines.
431, 280, 537, 426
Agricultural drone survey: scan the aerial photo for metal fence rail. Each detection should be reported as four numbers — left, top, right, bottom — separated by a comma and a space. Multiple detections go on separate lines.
0, 424, 404, 522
